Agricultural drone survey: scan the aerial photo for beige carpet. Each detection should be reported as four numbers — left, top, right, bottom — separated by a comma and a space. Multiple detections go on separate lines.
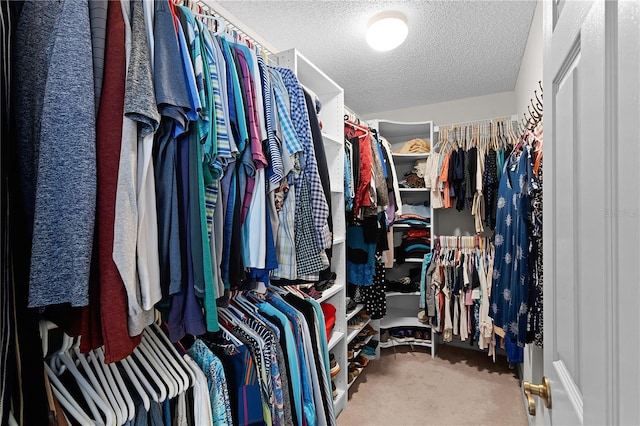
338, 345, 528, 426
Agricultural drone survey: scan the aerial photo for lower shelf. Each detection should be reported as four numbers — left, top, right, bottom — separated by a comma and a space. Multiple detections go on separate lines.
328, 331, 344, 350
380, 339, 433, 349
350, 334, 374, 360
380, 315, 430, 329
348, 368, 366, 390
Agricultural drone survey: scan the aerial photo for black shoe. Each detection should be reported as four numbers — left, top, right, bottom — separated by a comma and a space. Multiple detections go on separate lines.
346, 298, 357, 312
315, 272, 337, 292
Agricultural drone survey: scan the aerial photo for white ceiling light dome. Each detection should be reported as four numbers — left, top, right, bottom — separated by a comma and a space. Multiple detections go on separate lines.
366, 11, 409, 52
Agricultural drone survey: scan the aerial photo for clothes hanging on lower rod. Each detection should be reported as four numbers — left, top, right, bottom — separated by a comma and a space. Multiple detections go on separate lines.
184, 287, 336, 426
38, 286, 335, 426
420, 236, 497, 359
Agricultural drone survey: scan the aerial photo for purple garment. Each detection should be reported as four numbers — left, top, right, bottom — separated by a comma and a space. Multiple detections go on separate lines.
235, 49, 267, 224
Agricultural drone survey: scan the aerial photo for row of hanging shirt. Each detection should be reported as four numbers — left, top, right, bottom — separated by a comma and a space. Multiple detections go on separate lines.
41, 287, 335, 426
343, 121, 399, 319
423, 119, 519, 234
13, 0, 333, 362
420, 236, 498, 358
344, 121, 397, 286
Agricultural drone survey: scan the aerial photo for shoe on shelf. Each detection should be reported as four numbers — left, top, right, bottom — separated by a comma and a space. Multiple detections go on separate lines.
347, 317, 364, 329
364, 324, 378, 335
351, 340, 365, 350
315, 272, 336, 292
347, 349, 354, 359
332, 380, 338, 398
415, 330, 424, 341
355, 355, 369, 367
346, 297, 357, 313
348, 363, 363, 379
391, 329, 406, 342
361, 346, 375, 357
380, 329, 390, 343
330, 354, 341, 377
404, 329, 415, 342
359, 310, 371, 320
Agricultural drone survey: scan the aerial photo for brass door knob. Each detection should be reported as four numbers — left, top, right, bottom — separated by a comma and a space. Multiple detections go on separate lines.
523, 376, 552, 416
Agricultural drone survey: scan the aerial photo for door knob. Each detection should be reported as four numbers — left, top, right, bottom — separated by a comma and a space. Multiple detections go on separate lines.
523, 376, 552, 416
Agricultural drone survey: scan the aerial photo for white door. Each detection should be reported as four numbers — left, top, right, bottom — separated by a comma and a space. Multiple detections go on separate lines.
542, 0, 640, 424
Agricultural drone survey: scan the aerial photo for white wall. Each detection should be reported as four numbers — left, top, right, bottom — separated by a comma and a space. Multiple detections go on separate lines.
514, 2, 543, 425
515, 0, 544, 133
362, 90, 516, 125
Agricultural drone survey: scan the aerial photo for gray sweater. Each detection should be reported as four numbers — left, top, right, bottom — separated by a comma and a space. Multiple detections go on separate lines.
15, 0, 96, 307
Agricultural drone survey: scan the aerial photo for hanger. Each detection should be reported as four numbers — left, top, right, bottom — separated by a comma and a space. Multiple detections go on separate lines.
148, 321, 197, 387
122, 349, 164, 403
142, 330, 189, 395
345, 119, 370, 140
49, 332, 116, 425
88, 348, 136, 422
71, 339, 125, 425
139, 336, 180, 399
44, 363, 94, 425
39, 322, 94, 425
233, 290, 260, 314
116, 353, 154, 409
142, 315, 189, 395
194, 12, 226, 34
130, 342, 168, 402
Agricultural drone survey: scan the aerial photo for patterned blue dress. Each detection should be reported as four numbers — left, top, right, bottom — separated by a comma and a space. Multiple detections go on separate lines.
490, 146, 534, 350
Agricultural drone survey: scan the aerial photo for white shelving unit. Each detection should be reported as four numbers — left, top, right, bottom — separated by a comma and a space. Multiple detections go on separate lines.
369, 119, 436, 359
275, 48, 349, 416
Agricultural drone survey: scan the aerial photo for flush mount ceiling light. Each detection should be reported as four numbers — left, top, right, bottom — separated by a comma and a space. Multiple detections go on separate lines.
366, 11, 408, 52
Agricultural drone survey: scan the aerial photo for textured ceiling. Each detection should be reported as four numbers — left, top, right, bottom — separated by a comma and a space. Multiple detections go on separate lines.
215, 1, 537, 115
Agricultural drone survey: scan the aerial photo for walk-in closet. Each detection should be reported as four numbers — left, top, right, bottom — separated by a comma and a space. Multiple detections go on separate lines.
2, 0, 640, 425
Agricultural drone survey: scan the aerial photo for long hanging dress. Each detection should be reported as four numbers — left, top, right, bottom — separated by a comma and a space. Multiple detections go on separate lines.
489, 146, 534, 350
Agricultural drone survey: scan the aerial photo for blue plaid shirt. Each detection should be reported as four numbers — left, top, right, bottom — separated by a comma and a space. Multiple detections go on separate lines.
271, 67, 331, 251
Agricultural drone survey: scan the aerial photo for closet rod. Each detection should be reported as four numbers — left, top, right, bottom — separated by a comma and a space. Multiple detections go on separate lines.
344, 105, 364, 124
196, 0, 278, 55
434, 115, 518, 132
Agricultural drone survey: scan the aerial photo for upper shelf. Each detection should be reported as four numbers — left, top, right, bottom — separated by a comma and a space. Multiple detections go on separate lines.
275, 48, 342, 98
371, 119, 433, 146
392, 153, 430, 159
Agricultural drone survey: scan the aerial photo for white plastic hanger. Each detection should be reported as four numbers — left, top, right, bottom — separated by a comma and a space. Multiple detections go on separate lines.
139, 336, 179, 398
44, 363, 94, 425
71, 339, 123, 425
131, 343, 169, 402
88, 348, 134, 422
149, 321, 197, 387
148, 317, 196, 386
143, 328, 190, 394
117, 354, 153, 409
144, 315, 189, 393
48, 332, 115, 426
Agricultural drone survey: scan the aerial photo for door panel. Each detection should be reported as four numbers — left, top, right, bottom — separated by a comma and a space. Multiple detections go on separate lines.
553, 68, 579, 390
544, 0, 640, 424
615, 2, 640, 424
544, 0, 603, 424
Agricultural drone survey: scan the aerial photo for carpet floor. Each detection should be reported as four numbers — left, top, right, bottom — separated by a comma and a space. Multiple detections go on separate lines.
337, 345, 528, 426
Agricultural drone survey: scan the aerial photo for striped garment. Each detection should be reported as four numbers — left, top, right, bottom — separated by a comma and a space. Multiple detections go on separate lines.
258, 55, 285, 190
